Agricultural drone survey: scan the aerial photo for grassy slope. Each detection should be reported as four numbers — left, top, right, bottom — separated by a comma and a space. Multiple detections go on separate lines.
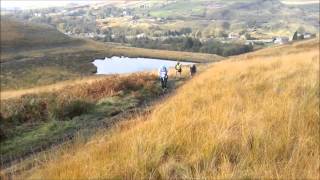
0, 17, 78, 53
0, 66, 203, 175
24, 39, 319, 179
0, 73, 159, 167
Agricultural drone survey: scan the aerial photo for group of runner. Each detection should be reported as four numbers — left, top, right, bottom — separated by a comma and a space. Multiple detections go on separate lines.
158, 62, 197, 90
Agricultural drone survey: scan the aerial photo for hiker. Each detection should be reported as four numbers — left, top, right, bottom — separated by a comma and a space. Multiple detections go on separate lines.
175, 61, 182, 77
159, 65, 168, 90
190, 64, 197, 77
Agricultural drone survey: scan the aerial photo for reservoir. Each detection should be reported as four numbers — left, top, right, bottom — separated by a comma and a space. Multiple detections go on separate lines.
93, 56, 195, 74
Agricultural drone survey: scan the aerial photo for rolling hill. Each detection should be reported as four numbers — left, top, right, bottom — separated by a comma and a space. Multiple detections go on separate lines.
136, 0, 319, 37
20, 38, 319, 179
0, 17, 80, 52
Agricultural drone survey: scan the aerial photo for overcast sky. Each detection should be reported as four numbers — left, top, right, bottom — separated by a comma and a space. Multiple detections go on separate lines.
1, 0, 104, 9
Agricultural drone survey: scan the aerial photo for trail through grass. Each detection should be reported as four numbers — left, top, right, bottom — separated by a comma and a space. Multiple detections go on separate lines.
19, 39, 319, 179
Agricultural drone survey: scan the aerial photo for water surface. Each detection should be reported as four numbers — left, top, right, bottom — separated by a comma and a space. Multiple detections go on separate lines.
93, 56, 195, 75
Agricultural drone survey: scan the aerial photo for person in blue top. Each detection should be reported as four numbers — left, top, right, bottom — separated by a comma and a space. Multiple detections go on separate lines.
158, 65, 168, 90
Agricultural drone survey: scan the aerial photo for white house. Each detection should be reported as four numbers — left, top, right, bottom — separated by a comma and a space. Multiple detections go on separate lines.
303, 32, 315, 39
274, 37, 289, 45
228, 32, 240, 39
136, 33, 146, 38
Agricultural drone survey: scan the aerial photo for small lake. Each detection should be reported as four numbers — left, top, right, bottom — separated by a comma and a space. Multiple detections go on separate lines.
93, 56, 195, 75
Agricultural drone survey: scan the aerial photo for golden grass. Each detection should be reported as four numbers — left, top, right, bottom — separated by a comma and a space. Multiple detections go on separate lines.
0, 76, 107, 100
20, 39, 320, 179
0, 66, 187, 100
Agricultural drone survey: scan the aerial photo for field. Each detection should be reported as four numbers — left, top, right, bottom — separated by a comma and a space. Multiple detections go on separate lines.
4, 38, 318, 179
122, 0, 319, 38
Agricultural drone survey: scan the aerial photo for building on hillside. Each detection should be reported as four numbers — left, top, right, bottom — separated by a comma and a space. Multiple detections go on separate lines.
136, 33, 146, 38
228, 32, 240, 39
140, 4, 151, 9
245, 39, 274, 45
34, 12, 44, 17
240, 34, 247, 40
274, 37, 289, 45
303, 32, 316, 39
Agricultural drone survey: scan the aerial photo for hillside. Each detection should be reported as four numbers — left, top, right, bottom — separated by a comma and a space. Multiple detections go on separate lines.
0, 18, 222, 90
20, 39, 319, 179
4, 0, 318, 54
0, 17, 80, 52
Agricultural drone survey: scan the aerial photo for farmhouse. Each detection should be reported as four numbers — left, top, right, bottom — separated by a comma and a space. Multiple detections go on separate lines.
274, 37, 289, 45
303, 32, 316, 39
228, 32, 240, 39
136, 33, 146, 38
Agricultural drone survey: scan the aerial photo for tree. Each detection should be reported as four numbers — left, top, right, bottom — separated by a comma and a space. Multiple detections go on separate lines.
297, 26, 306, 33
180, 27, 192, 35
222, 22, 230, 30
292, 31, 298, 41
293, 31, 304, 41
183, 37, 194, 50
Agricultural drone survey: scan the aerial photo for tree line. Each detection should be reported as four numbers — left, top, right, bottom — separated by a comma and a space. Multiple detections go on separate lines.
101, 36, 253, 57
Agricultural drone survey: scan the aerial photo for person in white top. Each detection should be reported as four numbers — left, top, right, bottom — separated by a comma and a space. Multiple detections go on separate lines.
158, 65, 168, 90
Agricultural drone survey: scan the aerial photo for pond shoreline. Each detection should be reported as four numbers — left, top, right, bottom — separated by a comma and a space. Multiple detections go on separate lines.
92, 56, 197, 75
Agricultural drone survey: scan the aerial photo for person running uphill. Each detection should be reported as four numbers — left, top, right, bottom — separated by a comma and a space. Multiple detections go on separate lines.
190, 64, 197, 77
159, 65, 168, 90
175, 62, 182, 78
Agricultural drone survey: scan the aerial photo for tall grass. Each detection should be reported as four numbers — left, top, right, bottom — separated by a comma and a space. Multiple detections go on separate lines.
0, 73, 158, 142
0, 73, 162, 170
0, 74, 157, 121
17, 39, 320, 179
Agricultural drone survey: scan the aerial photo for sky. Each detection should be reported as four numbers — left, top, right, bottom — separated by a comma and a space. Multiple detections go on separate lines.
1, 0, 104, 10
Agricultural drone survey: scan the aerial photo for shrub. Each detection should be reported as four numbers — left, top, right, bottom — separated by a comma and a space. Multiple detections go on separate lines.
0, 113, 6, 141
1, 94, 48, 124
1, 73, 158, 126
51, 99, 94, 120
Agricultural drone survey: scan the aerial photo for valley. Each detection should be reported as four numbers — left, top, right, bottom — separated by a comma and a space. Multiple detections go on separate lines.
0, 0, 319, 179
2, 37, 318, 180
3, 0, 319, 57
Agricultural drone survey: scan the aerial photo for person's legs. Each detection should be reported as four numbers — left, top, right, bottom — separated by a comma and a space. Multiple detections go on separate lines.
160, 78, 163, 89
160, 78, 165, 89
164, 77, 168, 88
177, 69, 181, 78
